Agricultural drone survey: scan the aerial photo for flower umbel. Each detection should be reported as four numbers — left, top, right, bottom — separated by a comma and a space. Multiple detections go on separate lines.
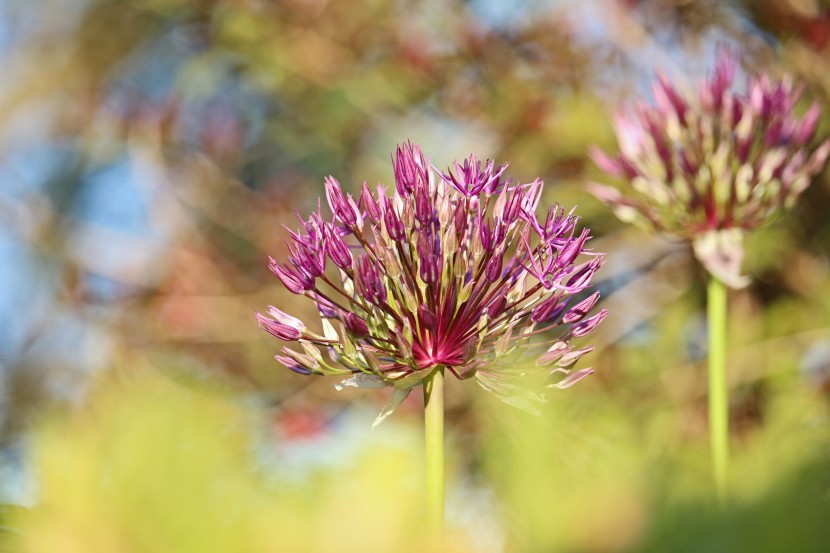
589, 51, 830, 288
258, 142, 606, 421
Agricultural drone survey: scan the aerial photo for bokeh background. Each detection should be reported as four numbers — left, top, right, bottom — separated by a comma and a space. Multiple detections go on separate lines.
1, 0, 829, 551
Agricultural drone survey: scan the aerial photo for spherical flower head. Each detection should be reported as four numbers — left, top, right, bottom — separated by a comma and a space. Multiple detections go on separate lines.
258, 143, 607, 424
589, 50, 830, 288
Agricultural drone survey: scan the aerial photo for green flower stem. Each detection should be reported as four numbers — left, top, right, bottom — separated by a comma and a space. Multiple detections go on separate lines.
707, 275, 729, 505
424, 367, 445, 535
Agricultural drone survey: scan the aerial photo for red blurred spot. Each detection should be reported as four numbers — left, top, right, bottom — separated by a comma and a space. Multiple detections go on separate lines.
274, 407, 327, 441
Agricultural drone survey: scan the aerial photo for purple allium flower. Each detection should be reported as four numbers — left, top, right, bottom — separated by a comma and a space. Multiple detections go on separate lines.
589, 50, 830, 288
258, 142, 607, 421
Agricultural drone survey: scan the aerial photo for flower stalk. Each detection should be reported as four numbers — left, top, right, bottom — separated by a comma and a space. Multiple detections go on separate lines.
707, 275, 729, 505
423, 367, 445, 534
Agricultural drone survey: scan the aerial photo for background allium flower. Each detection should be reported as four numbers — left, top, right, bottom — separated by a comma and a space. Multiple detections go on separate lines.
589, 51, 830, 288
258, 142, 606, 422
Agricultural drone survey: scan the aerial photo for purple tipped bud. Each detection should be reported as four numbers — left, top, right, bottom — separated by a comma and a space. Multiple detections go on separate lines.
313, 293, 338, 318
558, 228, 590, 267
558, 345, 595, 367
382, 198, 405, 241
654, 73, 688, 125
479, 218, 493, 253
531, 293, 567, 323
555, 367, 594, 389
415, 183, 432, 224
324, 223, 353, 270
420, 254, 440, 284
287, 240, 325, 277
393, 141, 428, 197
562, 291, 601, 324
504, 188, 524, 224
357, 254, 387, 304
267, 306, 306, 331
256, 311, 302, 341
565, 258, 603, 291
360, 182, 382, 222
709, 49, 736, 110
418, 305, 438, 330
485, 253, 503, 282
570, 308, 609, 337
453, 201, 468, 236
730, 99, 743, 127
796, 102, 821, 144
442, 154, 509, 197
487, 289, 508, 319
344, 313, 370, 337
589, 147, 626, 178
325, 176, 359, 227
275, 354, 313, 375
536, 341, 570, 367
269, 257, 314, 294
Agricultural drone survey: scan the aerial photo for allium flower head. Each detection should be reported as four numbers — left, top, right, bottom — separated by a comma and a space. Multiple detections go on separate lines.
589, 51, 830, 288
259, 142, 606, 422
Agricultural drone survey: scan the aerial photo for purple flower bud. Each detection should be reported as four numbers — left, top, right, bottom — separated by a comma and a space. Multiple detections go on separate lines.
420, 254, 440, 284
796, 102, 821, 143
313, 293, 338, 318
393, 141, 428, 197
442, 154, 509, 197
503, 188, 524, 224
287, 239, 325, 277
531, 293, 567, 323
729, 99, 743, 127
360, 182, 382, 223
479, 217, 493, 253
536, 341, 570, 367
268, 306, 306, 330
357, 254, 387, 304
591, 147, 629, 178
344, 313, 370, 337
269, 257, 314, 294
703, 48, 736, 114
401, 196, 415, 230
555, 367, 594, 389
764, 119, 784, 147
415, 182, 432, 224
558, 228, 590, 267
654, 73, 688, 125
558, 345, 595, 367
487, 289, 508, 319
256, 311, 302, 341
453, 201, 468, 236
485, 253, 503, 282
570, 308, 609, 337
382, 197, 405, 241
325, 176, 360, 227
324, 222, 353, 270
562, 291, 601, 324
275, 354, 313, 375
418, 305, 438, 330
565, 258, 603, 292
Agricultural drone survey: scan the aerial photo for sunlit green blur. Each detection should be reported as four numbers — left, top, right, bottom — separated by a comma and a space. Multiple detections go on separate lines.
6, 370, 477, 553
4, 356, 828, 552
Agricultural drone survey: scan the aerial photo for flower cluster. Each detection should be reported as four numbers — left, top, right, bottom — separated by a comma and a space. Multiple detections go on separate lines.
589, 51, 830, 288
258, 143, 606, 420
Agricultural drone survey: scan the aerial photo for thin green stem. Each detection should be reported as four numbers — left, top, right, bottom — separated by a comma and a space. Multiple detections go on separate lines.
707, 275, 729, 505
423, 367, 445, 536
